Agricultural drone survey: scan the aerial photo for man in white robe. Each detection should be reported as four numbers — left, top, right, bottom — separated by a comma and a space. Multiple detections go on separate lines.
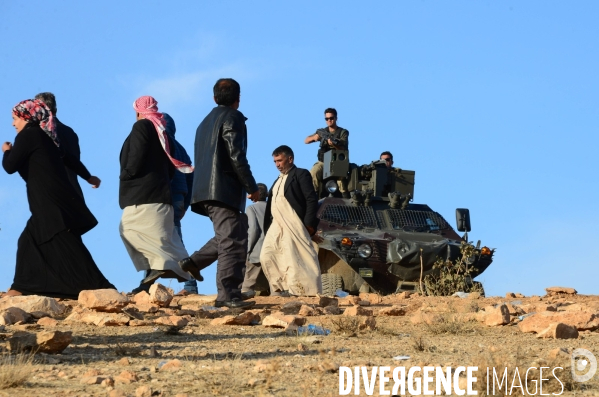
260, 145, 321, 296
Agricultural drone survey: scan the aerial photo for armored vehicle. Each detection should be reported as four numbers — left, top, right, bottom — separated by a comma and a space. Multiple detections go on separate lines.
317, 150, 494, 295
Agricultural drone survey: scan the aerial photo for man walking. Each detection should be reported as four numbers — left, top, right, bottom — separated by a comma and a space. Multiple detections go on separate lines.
35, 92, 101, 196
120, 96, 194, 293
179, 78, 259, 309
260, 145, 321, 296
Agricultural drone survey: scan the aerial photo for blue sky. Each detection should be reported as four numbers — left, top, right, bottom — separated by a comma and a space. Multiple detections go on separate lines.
0, 1, 597, 297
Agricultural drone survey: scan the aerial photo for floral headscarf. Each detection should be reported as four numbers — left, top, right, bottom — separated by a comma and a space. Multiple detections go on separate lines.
133, 96, 193, 173
12, 99, 59, 147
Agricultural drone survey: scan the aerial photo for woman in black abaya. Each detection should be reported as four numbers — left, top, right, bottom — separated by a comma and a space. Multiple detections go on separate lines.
2, 99, 115, 298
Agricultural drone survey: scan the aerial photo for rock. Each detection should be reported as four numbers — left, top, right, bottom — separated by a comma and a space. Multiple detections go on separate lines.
514, 293, 525, 298
83, 369, 101, 377
359, 316, 377, 330
178, 294, 217, 309
29, 311, 51, 319
117, 357, 131, 366
136, 385, 153, 397
505, 292, 516, 298
247, 378, 266, 387
37, 317, 59, 327
109, 390, 128, 397
115, 370, 138, 384
0, 307, 31, 325
101, 377, 115, 387
482, 304, 510, 326
154, 315, 190, 327
0, 295, 66, 317
343, 306, 373, 317
297, 343, 307, 351
210, 311, 259, 326
505, 303, 525, 316
536, 323, 579, 339
253, 360, 277, 373
131, 303, 160, 313
347, 296, 361, 306
298, 305, 318, 316
359, 293, 382, 305
78, 289, 128, 312
468, 292, 482, 300
547, 347, 571, 360
262, 312, 306, 330
129, 320, 152, 326
281, 301, 304, 315
377, 305, 406, 316
81, 376, 104, 384
318, 296, 338, 307
323, 306, 343, 315
6, 330, 72, 353
160, 359, 183, 371
36, 331, 72, 353
318, 360, 339, 373
73, 311, 130, 326
133, 291, 151, 305
357, 300, 371, 306
149, 284, 173, 307
397, 291, 413, 300
545, 287, 577, 296
519, 311, 599, 333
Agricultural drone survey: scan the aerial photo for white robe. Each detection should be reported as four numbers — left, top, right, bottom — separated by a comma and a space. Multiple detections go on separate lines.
260, 173, 321, 296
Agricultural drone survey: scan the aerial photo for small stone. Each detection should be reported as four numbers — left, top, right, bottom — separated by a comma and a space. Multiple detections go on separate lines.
547, 347, 571, 360
135, 385, 153, 397
78, 289, 128, 312
117, 357, 131, 366
149, 284, 173, 307
318, 296, 338, 307
109, 390, 128, 397
83, 369, 101, 377
359, 316, 377, 330
0, 307, 31, 325
115, 370, 138, 384
133, 291, 151, 304
154, 315, 190, 327
396, 291, 413, 300
80, 376, 104, 384
129, 320, 152, 327
357, 300, 371, 306
37, 317, 59, 327
343, 306, 373, 317
506, 292, 516, 298
281, 301, 304, 315
253, 360, 277, 373
0, 296, 66, 317
298, 305, 317, 316
483, 304, 510, 326
101, 377, 115, 387
210, 311, 258, 326
160, 359, 183, 371
514, 293, 525, 298
348, 296, 361, 306
359, 293, 382, 304
323, 306, 343, 315
247, 378, 265, 387
377, 306, 406, 316
468, 292, 482, 300
318, 360, 339, 373
262, 312, 306, 330
297, 343, 307, 351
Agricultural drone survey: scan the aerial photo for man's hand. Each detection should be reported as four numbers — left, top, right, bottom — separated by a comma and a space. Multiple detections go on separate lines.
87, 176, 101, 188
2, 142, 12, 153
248, 190, 260, 202
304, 133, 320, 144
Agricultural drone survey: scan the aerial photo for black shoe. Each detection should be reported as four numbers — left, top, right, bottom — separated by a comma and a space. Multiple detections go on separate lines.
141, 270, 165, 285
131, 282, 152, 294
214, 298, 256, 309
178, 257, 204, 282
241, 290, 256, 300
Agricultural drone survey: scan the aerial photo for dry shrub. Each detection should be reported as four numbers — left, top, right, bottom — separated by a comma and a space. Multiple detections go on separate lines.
0, 352, 35, 389
330, 317, 360, 337
471, 348, 599, 396
423, 241, 483, 296
424, 315, 478, 335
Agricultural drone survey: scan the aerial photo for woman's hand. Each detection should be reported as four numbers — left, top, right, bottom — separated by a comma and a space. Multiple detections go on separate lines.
2, 142, 12, 152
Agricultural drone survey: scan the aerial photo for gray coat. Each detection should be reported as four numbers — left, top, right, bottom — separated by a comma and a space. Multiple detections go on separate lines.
191, 105, 257, 215
246, 201, 266, 263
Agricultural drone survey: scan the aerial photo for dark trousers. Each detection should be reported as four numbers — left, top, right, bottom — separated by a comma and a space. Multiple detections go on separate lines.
190, 201, 247, 301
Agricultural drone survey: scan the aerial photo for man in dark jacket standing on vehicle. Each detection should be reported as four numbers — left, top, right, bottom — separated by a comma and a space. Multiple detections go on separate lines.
178, 78, 259, 309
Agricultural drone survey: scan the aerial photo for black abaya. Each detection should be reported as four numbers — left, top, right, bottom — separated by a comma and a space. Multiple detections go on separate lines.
2, 123, 114, 298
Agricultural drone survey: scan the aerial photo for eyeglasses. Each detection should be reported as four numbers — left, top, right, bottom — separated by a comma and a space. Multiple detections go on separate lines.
324, 117, 336, 121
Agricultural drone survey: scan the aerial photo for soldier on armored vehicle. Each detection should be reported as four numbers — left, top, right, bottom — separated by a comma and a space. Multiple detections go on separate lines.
304, 108, 350, 198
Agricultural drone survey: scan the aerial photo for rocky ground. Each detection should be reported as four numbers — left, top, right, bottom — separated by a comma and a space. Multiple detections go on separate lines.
0, 286, 597, 396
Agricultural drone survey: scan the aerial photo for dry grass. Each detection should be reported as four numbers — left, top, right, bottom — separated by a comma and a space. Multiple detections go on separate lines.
424, 315, 479, 335
0, 352, 35, 389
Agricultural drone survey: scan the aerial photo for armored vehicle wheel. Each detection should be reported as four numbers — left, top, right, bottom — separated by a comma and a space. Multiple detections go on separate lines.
321, 273, 343, 296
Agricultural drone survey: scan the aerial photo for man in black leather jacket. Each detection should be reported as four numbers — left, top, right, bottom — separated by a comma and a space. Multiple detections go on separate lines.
179, 78, 259, 309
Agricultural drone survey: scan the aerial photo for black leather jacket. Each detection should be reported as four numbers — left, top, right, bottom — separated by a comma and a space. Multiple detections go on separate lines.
191, 105, 258, 215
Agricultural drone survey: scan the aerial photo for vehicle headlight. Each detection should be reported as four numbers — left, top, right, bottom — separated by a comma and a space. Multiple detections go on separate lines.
326, 180, 338, 194
357, 243, 372, 258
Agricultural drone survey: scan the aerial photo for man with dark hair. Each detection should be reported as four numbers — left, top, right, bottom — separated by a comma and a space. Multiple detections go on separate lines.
178, 78, 259, 309
240, 182, 268, 299
260, 145, 321, 296
304, 108, 349, 197
380, 151, 394, 169
35, 92, 101, 198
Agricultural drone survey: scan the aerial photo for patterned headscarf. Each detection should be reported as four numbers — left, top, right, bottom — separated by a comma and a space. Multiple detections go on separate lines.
133, 96, 193, 173
12, 99, 59, 147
